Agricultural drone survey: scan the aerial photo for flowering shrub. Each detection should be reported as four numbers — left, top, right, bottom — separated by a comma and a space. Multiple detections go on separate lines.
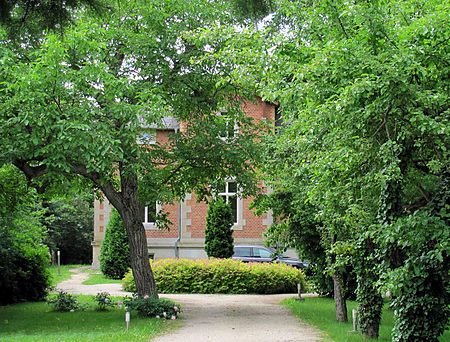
122, 258, 306, 294
94, 292, 115, 311
46, 290, 85, 312
124, 295, 180, 319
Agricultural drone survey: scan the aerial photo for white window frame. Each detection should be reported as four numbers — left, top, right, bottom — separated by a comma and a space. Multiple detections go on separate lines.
218, 180, 245, 230
217, 112, 238, 141
143, 202, 161, 230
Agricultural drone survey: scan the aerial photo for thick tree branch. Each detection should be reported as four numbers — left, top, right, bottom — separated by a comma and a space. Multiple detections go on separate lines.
12, 159, 49, 193
70, 163, 123, 210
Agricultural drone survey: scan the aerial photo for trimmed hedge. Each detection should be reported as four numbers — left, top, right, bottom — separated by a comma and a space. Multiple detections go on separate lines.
122, 258, 306, 294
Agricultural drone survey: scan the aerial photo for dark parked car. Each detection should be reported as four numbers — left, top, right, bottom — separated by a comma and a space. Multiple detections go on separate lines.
232, 245, 306, 269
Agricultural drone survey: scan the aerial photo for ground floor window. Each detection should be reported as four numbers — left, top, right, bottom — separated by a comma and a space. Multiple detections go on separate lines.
143, 202, 160, 229
218, 181, 238, 224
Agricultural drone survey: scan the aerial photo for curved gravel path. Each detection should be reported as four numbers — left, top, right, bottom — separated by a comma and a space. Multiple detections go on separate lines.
57, 267, 323, 342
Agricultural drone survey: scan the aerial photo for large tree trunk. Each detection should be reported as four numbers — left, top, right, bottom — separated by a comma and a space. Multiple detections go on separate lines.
69, 163, 159, 298
122, 209, 158, 298
118, 171, 158, 298
332, 269, 348, 322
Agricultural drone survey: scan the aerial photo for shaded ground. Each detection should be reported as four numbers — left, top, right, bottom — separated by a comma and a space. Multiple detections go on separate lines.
57, 267, 323, 342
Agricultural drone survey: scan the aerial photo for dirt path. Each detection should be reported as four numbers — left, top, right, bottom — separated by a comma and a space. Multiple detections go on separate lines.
55, 267, 132, 296
152, 293, 322, 342
57, 267, 323, 342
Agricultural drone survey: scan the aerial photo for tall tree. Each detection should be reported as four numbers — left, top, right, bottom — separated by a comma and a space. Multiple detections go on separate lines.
0, 0, 262, 297
207, 0, 449, 338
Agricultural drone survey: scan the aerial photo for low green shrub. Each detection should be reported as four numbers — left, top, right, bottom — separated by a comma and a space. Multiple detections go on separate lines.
124, 295, 180, 319
122, 258, 306, 294
46, 290, 85, 312
94, 292, 115, 311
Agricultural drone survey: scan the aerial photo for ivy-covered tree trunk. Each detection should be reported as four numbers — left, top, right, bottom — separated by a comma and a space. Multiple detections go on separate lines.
356, 238, 383, 339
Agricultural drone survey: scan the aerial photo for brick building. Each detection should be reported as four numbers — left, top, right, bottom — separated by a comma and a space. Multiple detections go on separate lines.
91, 98, 278, 268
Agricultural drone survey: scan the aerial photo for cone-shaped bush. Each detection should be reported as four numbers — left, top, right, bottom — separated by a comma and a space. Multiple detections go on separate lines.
99, 208, 130, 279
204, 197, 234, 258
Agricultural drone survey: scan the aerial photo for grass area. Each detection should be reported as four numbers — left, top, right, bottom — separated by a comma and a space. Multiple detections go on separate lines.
48, 264, 85, 286
81, 271, 122, 285
282, 297, 450, 342
0, 295, 176, 342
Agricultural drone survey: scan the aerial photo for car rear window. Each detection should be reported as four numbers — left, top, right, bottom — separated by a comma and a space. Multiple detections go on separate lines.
253, 248, 273, 258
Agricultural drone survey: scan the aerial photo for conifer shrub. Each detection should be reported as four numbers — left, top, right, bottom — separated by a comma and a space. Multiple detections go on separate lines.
122, 258, 306, 294
99, 208, 130, 279
204, 197, 234, 258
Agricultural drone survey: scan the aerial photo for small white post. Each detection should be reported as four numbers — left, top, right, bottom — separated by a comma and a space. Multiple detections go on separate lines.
352, 309, 358, 332
295, 283, 305, 301
125, 312, 130, 330
57, 251, 61, 276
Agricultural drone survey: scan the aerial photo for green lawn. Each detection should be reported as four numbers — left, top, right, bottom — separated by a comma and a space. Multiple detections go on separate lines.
283, 297, 450, 342
82, 271, 122, 285
0, 295, 175, 342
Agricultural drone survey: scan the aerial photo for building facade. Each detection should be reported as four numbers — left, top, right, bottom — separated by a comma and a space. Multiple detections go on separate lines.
91, 98, 277, 268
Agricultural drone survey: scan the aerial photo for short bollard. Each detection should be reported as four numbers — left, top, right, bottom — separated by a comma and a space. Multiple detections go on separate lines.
125, 311, 130, 330
57, 251, 61, 276
295, 283, 305, 301
349, 308, 358, 333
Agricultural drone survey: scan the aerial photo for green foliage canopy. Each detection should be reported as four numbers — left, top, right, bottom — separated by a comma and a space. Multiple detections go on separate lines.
0, 0, 263, 297
205, 0, 449, 339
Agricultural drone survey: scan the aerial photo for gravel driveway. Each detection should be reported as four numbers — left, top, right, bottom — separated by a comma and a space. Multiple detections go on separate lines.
56, 267, 323, 342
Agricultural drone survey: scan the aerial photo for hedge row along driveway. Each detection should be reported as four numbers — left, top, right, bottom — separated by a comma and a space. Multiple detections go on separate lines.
122, 258, 307, 294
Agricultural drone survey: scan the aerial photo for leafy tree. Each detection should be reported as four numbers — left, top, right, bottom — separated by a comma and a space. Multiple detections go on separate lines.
99, 208, 130, 279
204, 197, 234, 258
0, 0, 262, 297
44, 195, 93, 265
207, 0, 449, 338
254, 188, 357, 300
0, 0, 107, 36
0, 165, 50, 305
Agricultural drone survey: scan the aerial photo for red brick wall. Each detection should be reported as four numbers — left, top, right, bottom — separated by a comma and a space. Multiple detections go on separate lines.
144, 98, 275, 240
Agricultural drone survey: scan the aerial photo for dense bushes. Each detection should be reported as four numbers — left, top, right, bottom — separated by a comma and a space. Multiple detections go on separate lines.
0, 166, 50, 305
99, 208, 130, 279
123, 258, 306, 294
